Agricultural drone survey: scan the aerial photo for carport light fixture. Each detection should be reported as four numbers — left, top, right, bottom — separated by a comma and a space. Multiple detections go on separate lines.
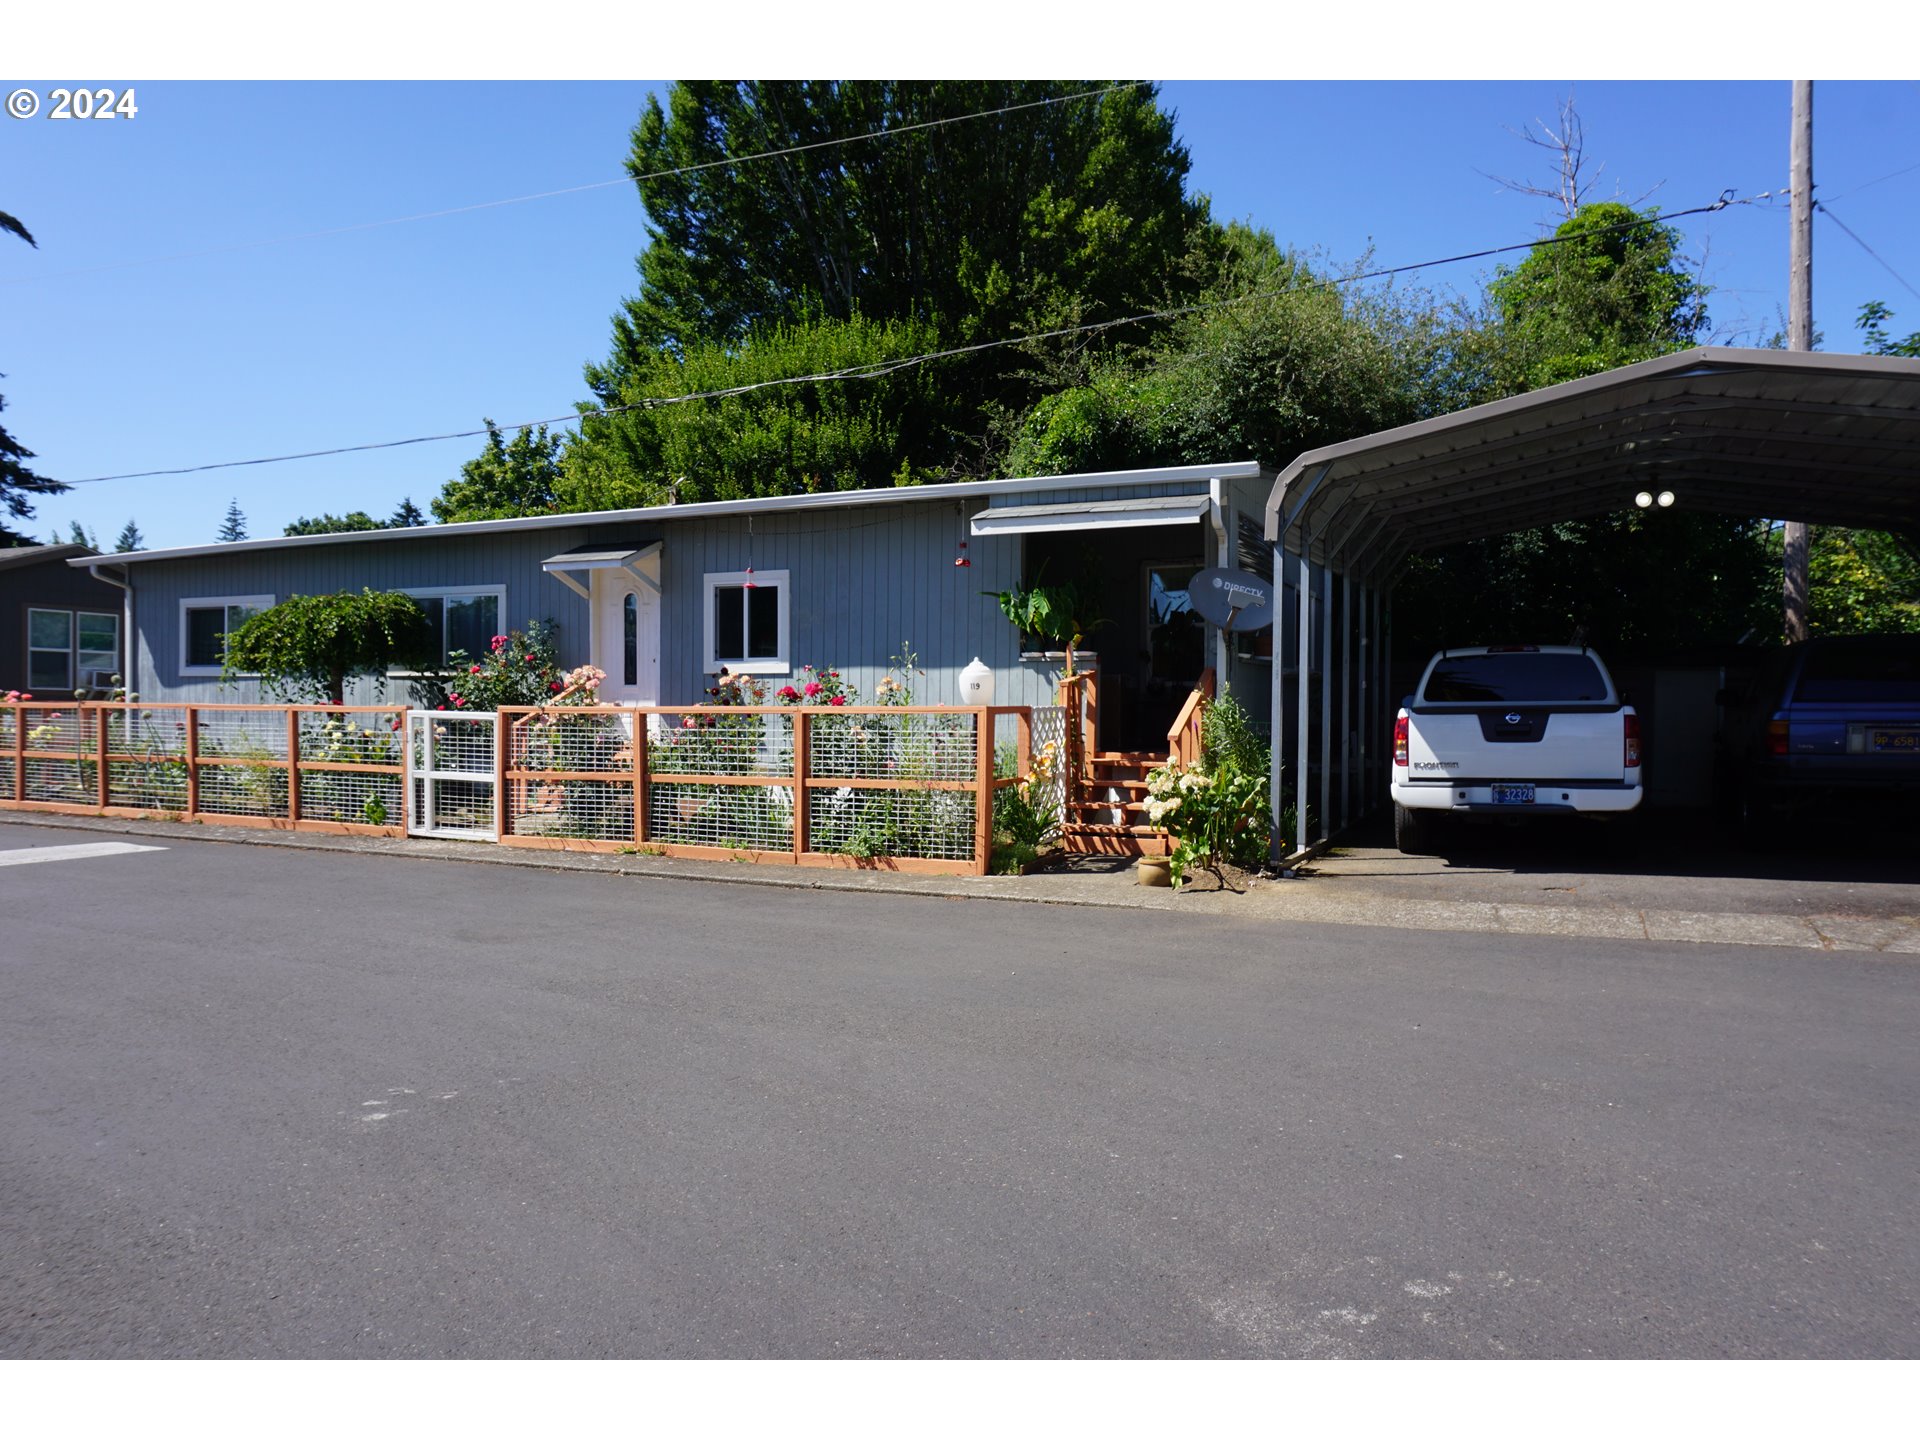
1633, 490, 1678, 509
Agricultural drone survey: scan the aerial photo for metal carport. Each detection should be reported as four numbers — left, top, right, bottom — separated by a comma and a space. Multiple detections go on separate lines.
1262, 347, 1920, 860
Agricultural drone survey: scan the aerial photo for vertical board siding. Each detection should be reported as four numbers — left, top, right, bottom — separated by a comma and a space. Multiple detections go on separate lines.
123, 480, 1240, 713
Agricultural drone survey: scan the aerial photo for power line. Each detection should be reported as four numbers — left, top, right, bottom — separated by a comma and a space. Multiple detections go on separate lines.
1821, 159, 1920, 205
0, 83, 1146, 288
51, 188, 1765, 487
1816, 202, 1920, 304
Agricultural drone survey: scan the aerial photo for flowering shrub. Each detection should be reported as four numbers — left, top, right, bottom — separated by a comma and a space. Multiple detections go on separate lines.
775, 665, 858, 707
415, 622, 601, 711
1144, 690, 1271, 888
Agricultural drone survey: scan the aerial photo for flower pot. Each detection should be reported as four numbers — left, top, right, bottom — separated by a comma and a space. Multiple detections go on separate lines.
1136, 855, 1172, 888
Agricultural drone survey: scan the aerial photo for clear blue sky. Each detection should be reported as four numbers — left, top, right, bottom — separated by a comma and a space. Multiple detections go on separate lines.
4, 77, 1916, 551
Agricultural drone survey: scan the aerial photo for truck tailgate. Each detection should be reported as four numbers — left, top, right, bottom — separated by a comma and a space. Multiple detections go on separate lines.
1406, 708, 1625, 782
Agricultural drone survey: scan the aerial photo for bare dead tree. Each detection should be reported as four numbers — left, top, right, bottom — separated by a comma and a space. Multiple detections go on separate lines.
1479, 90, 1664, 223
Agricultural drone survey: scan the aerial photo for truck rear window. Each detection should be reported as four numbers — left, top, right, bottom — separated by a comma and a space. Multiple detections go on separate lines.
1423, 653, 1609, 703
1795, 641, 1920, 703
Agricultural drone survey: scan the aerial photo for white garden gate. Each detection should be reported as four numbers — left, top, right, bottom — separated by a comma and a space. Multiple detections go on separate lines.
406, 710, 498, 840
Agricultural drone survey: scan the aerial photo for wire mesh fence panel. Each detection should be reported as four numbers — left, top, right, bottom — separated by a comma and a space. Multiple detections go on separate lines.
0, 709, 12, 801
295, 710, 405, 764
108, 710, 192, 812
191, 709, 290, 818
647, 710, 794, 778
298, 767, 403, 827
808, 711, 976, 783
510, 777, 634, 841
22, 705, 88, 755
294, 709, 405, 827
806, 784, 977, 863
405, 711, 496, 837
23, 757, 90, 804
648, 781, 794, 851
510, 709, 632, 775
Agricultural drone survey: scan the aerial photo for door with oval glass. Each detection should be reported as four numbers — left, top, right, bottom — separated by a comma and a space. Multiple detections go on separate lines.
592, 563, 660, 704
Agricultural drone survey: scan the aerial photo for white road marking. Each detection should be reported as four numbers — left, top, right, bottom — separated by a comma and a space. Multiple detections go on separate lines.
0, 841, 166, 867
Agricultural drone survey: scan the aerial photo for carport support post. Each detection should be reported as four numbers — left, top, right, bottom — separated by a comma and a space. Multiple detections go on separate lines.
1296, 546, 1312, 857
1341, 570, 1353, 831
1268, 544, 1286, 863
1319, 562, 1332, 845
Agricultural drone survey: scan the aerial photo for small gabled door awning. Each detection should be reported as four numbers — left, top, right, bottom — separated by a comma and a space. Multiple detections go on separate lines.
969, 494, 1212, 537
541, 542, 661, 601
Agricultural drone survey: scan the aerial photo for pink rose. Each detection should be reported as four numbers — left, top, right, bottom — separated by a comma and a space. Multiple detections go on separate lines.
829, 695, 846, 706
469, 664, 481, 674
804, 681, 823, 697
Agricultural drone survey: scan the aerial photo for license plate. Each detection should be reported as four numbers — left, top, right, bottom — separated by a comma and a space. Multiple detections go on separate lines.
1871, 729, 1920, 753
1492, 782, 1536, 805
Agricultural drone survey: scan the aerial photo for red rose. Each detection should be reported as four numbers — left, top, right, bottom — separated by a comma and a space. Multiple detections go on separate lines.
829, 695, 846, 706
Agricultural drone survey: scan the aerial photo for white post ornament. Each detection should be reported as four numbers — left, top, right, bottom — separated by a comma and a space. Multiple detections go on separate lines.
958, 657, 994, 707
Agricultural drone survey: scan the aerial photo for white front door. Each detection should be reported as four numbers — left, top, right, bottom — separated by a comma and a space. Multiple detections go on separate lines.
591, 561, 660, 704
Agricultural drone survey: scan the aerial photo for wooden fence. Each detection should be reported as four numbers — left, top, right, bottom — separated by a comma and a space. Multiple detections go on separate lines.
497, 703, 1034, 875
0, 701, 407, 836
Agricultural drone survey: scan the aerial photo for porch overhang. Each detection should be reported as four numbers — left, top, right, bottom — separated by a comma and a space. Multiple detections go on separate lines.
541, 542, 662, 601
970, 494, 1212, 537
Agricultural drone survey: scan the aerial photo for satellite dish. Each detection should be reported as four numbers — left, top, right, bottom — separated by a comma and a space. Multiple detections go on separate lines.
1185, 567, 1275, 632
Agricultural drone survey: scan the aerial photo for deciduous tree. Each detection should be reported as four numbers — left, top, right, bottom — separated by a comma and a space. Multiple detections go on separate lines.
221, 589, 436, 704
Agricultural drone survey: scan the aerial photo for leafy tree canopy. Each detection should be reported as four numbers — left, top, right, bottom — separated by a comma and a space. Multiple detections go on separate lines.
431, 420, 563, 523
1486, 201, 1708, 392
595, 81, 1203, 370
221, 589, 436, 704
563, 313, 957, 510
1858, 300, 1920, 358
284, 510, 382, 536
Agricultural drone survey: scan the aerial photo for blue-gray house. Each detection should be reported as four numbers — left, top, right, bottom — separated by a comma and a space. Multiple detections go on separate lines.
70, 462, 1276, 752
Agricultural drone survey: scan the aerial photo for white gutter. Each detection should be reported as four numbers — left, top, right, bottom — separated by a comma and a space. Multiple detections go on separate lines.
86, 560, 135, 697
68, 461, 1266, 568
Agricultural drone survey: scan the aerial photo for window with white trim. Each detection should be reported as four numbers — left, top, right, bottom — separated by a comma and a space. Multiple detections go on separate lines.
28, 608, 116, 691
399, 586, 506, 668
180, 595, 273, 674
703, 569, 788, 674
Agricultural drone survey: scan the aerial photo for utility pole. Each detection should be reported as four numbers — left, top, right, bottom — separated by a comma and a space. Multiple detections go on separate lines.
1783, 79, 1814, 642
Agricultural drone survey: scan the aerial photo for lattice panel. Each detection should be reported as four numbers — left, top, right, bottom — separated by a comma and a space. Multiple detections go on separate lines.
512, 711, 632, 775
649, 781, 794, 851
508, 776, 634, 842
808, 712, 976, 783
299, 769, 402, 827
807, 785, 977, 862
647, 711, 793, 777
1028, 706, 1068, 823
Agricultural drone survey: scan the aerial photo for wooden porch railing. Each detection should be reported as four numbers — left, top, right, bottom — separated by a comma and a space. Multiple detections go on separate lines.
1166, 667, 1217, 769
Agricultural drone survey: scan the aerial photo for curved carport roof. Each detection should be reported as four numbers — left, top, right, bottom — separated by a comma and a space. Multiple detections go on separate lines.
1263, 347, 1920, 587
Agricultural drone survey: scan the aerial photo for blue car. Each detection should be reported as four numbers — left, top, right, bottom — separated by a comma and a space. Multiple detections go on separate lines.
1716, 635, 1920, 824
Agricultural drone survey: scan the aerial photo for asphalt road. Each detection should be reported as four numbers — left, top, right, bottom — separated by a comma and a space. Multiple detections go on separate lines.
3, 824, 1916, 1358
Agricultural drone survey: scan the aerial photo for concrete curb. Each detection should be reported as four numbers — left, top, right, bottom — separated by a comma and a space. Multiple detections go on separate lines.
4, 810, 1915, 956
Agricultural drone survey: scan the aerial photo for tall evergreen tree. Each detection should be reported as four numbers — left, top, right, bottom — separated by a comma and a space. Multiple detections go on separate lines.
66, 520, 98, 550
114, 518, 144, 552
1, 210, 69, 546
216, 498, 248, 542
284, 511, 381, 536
389, 497, 427, 527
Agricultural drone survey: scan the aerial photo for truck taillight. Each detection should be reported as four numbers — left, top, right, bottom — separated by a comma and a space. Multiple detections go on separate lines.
1765, 719, 1789, 757
1393, 714, 1409, 767
1624, 712, 1641, 768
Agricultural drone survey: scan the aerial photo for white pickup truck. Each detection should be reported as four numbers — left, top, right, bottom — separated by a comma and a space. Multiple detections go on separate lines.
1391, 645, 1642, 854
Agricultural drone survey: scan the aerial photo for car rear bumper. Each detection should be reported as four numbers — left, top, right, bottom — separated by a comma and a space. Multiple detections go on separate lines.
1392, 778, 1643, 814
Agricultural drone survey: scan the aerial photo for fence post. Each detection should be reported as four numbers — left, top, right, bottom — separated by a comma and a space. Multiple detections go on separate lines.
1015, 707, 1032, 780
285, 709, 301, 823
792, 708, 810, 860
184, 706, 199, 817
632, 708, 649, 845
499, 714, 514, 844
973, 706, 992, 875
96, 704, 111, 809
394, 708, 407, 832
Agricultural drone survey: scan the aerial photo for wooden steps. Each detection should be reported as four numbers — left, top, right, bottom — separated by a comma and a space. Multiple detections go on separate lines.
1060, 747, 1170, 857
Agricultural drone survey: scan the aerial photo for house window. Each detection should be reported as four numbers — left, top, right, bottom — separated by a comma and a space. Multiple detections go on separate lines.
703, 569, 788, 674
180, 595, 273, 674
28, 609, 73, 690
401, 586, 506, 667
